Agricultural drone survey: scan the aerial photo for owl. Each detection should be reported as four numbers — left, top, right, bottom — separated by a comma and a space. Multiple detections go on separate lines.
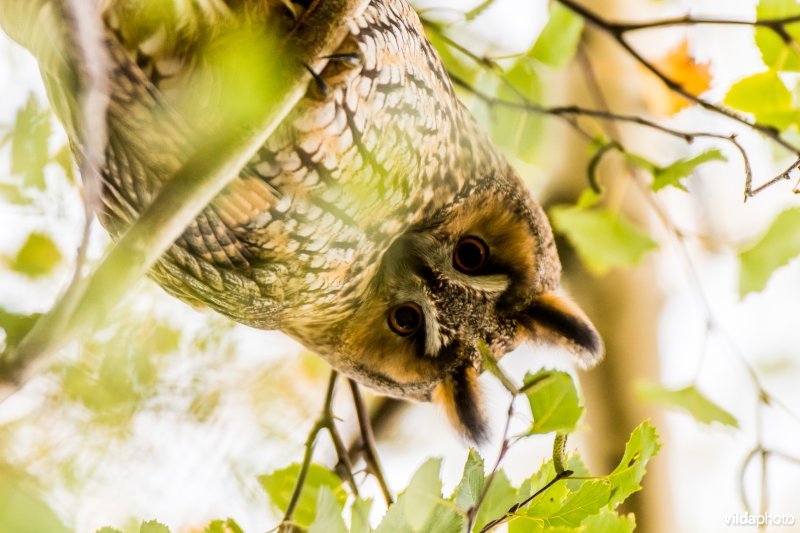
14, 0, 603, 441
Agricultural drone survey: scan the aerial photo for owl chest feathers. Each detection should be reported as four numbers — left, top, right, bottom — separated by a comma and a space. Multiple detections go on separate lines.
92, 0, 503, 330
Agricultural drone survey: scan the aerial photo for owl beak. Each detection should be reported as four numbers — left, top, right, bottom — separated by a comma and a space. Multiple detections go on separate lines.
520, 292, 604, 369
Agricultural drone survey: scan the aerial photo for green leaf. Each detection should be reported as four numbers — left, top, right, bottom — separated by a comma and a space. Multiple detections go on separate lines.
522, 370, 583, 434
550, 204, 658, 275
724, 71, 800, 129
636, 382, 738, 427
11, 232, 62, 277
652, 149, 727, 192
548, 480, 611, 528
204, 518, 244, 533
95, 528, 122, 533
10, 95, 52, 190
607, 421, 661, 507
581, 509, 636, 533
402, 459, 443, 531
510, 480, 610, 532
349, 498, 373, 533
492, 59, 543, 163
0, 309, 40, 350
259, 463, 346, 529
472, 471, 517, 533
513, 465, 570, 530
452, 449, 485, 511
738, 207, 800, 296
518, 454, 589, 499
530, 4, 584, 68
308, 486, 347, 533
375, 458, 462, 533
0, 466, 69, 533
755, 0, 800, 71
140, 521, 170, 533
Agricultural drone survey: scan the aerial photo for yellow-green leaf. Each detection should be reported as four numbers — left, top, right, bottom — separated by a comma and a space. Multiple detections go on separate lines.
530, 3, 584, 68
608, 421, 661, 507
636, 382, 738, 427
140, 521, 170, 533
581, 509, 636, 533
523, 370, 584, 434
652, 149, 727, 191
472, 471, 517, 533
724, 71, 800, 130
204, 519, 244, 533
739, 207, 800, 296
492, 59, 543, 163
259, 463, 346, 529
11, 232, 62, 277
349, 498, 373, 533
308, 487, 347, 533
10, 95, 51, 190
0, 466, 70, 533
550, 205, 657, 275
755, 0, 800, 71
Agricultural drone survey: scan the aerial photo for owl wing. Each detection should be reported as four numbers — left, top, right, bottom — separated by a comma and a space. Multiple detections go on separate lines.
25, 0, 300, 324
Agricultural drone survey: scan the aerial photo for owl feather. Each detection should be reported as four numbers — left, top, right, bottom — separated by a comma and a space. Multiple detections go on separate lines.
11, 0, 603, 442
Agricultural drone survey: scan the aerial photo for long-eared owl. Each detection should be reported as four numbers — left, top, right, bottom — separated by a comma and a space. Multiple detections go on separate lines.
13, 0, 603, 441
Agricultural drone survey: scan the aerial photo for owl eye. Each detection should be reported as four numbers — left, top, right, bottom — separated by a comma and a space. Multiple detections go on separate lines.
388, 302, 423, 337
454, 236, 489, 274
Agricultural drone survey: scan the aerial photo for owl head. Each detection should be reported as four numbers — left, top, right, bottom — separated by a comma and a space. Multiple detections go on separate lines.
322, 171, 603, 443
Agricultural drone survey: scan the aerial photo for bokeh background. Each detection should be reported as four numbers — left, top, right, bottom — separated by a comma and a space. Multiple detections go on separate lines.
1, 0, 799, 531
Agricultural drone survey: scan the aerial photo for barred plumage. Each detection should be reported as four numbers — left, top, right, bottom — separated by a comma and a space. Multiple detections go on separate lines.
35, 0, 604, 441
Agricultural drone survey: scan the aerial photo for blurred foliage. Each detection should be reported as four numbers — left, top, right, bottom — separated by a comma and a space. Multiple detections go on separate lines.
0, 94, 73, 205
636, 382, 739, 427
725, 71, 800, 130
550, 192, 658, 276
738, 207, 800, 296
0, 464, 69, 533
260, 463, 348, 529
529, 3, 584, 68
8, 231, 62, 277
755, 0, 800, 70
0, 309, 40, 351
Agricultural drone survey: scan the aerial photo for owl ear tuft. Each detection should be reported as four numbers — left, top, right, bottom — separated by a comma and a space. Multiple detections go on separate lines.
521, 292, 604, 369
434, 365, 489, 444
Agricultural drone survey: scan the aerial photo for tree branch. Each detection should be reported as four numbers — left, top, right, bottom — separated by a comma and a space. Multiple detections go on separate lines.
0, 0, 370, 397
348, 380, 393, 506
280, 371, 359, 532
553, 0, 800, 157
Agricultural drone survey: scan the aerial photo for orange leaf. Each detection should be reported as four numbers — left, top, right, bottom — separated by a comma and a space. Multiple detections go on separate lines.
643, 39, 712, 116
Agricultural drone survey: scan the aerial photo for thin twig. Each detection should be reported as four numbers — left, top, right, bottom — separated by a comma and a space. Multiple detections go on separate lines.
553, 0, 800, 157
467, 397, 514, 531
479, 469, 574, 533
603, 13, 800, 34
55, 0, 109, 288
281, 372, 342, 531
349, 379, 393, 505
